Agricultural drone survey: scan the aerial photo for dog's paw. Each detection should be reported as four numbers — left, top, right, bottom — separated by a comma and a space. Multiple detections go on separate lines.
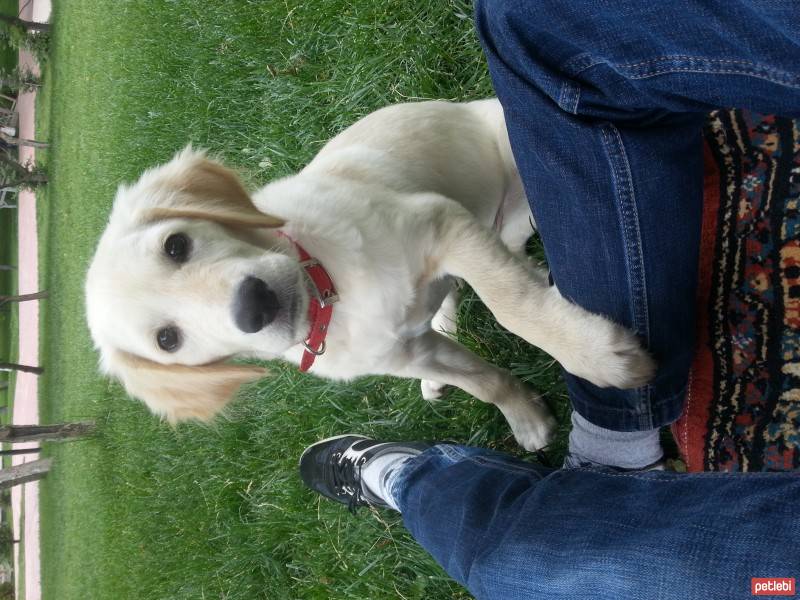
500, 395, 556, 451
421, 379, 448, 401
560, 316, 656, 389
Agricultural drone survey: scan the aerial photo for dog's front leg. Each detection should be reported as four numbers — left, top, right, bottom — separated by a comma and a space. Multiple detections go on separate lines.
428, 196, 656, 389
394, 331, 555, 451
421, 284, 459, 401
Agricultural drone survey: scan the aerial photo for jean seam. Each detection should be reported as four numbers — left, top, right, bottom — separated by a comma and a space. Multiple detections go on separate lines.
569, 468, 788, 483
598, 124, 650, 341
435, 445, 544, 477
557, 53, 789, 77
617, 56, 800, 86
571, 54, 800, 88
560, 56, 800, 114
598, 123, 652, 428
620, 54, 800, 80
618, 55, 793, 69
560, 51, 603, 76
569, 384, 686, 429
558, 52, 592, 113
468, 455, 546, 476
557, 81, 580, 114
437, 444, 469, 462
627, 68, 800, 89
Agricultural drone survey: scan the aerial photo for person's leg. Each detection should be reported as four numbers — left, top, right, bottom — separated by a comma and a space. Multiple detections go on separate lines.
474, 0, 800, 465
394, 445, 800, 600
300, 436, 800, 600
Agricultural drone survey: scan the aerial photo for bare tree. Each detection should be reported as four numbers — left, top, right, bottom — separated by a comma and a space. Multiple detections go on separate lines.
0, 422, 95, 443
0, 447, 40, 457
0, 362, 43, 376
0, 130, 48, 149
0, 457, 51, 489
0, 291, 47, 307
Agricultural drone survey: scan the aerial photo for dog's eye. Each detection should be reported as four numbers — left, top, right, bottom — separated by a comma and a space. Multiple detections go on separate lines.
156, 326, 181, 352
164, 233, 190, 263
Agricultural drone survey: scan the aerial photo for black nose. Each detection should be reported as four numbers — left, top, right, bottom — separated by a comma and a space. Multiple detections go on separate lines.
233, 276, 280, 333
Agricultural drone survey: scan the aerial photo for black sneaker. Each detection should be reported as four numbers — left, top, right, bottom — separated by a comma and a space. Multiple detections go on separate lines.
298, 435, 432, 512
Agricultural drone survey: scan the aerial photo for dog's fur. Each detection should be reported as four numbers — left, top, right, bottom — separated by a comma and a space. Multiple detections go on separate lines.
85, 99, 654, 449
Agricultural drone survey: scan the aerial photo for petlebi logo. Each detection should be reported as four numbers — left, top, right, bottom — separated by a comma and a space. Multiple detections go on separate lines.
751, 578, 796, 596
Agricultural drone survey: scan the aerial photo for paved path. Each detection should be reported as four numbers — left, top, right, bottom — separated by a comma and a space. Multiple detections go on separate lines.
12, 2, 51, 599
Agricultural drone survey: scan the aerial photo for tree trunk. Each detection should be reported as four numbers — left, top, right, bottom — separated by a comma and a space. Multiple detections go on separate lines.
0, 458, 52, 489
0, 422, 95, 443
0, 265, 15, 271
0, 290, 47, 304
0, 15, 50, 33
0, 131, 48, 149
0, 291, 47, 306
0, 447, 40, 456
0, 362, 43, 375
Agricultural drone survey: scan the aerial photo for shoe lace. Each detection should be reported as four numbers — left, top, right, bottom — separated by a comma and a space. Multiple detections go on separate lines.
330, 450, 367, 514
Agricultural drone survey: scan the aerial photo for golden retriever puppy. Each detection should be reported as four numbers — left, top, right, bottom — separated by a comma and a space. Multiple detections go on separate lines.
85, 99, 654, 450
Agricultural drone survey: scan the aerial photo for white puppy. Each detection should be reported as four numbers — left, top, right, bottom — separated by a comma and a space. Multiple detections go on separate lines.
85, 99, 654, 450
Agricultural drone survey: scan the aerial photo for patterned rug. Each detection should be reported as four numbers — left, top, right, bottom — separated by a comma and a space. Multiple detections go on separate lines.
673, 110, 800, 472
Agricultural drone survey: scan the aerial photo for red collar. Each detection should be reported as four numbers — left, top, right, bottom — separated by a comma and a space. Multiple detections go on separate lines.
278, 232, 338, 372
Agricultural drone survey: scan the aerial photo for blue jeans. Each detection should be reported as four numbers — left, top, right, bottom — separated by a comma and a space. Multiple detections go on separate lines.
475, 0, 800, 430
392, 445, 800, 600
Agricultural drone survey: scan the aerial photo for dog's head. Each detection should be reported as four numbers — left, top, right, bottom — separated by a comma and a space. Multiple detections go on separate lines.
86, 147, 309, 422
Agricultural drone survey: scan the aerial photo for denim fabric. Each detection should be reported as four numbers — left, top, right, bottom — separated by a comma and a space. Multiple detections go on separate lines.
474, 0, 800, 430
393, 445, 800, 600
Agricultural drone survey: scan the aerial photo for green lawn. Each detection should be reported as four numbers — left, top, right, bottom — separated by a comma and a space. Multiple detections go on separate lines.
0, 205, 18, 593
0, 0, 19, 72
0, 207, 17, 415
37, 2, 573, 599
0, 0, 20, 412
1, 3, 34, 592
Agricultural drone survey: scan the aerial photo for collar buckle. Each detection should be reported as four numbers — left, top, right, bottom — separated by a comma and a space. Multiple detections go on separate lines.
301, 267, 340, 308
280, 231, 338, 372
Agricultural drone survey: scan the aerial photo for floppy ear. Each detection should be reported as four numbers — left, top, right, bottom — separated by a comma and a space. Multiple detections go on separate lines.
141, 146, 285, 228
106, 350, 266, 424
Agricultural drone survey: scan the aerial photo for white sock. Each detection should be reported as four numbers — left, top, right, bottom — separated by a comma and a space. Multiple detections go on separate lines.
567, 411, 663, 469
360, 452, 412, 511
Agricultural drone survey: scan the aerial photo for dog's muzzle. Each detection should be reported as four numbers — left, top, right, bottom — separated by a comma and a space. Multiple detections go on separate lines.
233, 276, 280, 333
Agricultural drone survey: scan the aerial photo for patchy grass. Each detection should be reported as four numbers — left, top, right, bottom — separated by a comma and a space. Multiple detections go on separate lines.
0, 0, 41, 418
0, 203, 17, 417
0, 0, 20, 72
37, 2, 571, 599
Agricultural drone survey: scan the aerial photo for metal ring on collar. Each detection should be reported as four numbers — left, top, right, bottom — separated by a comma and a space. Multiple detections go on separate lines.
302, 340, 326, 356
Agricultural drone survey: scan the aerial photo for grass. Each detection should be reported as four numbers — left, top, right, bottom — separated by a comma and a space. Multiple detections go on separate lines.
0, 0, 19, 73
36, 2, 574, 599
0, 0, 19, 407
1, 2, 33, 592
0, 207, 17, 415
